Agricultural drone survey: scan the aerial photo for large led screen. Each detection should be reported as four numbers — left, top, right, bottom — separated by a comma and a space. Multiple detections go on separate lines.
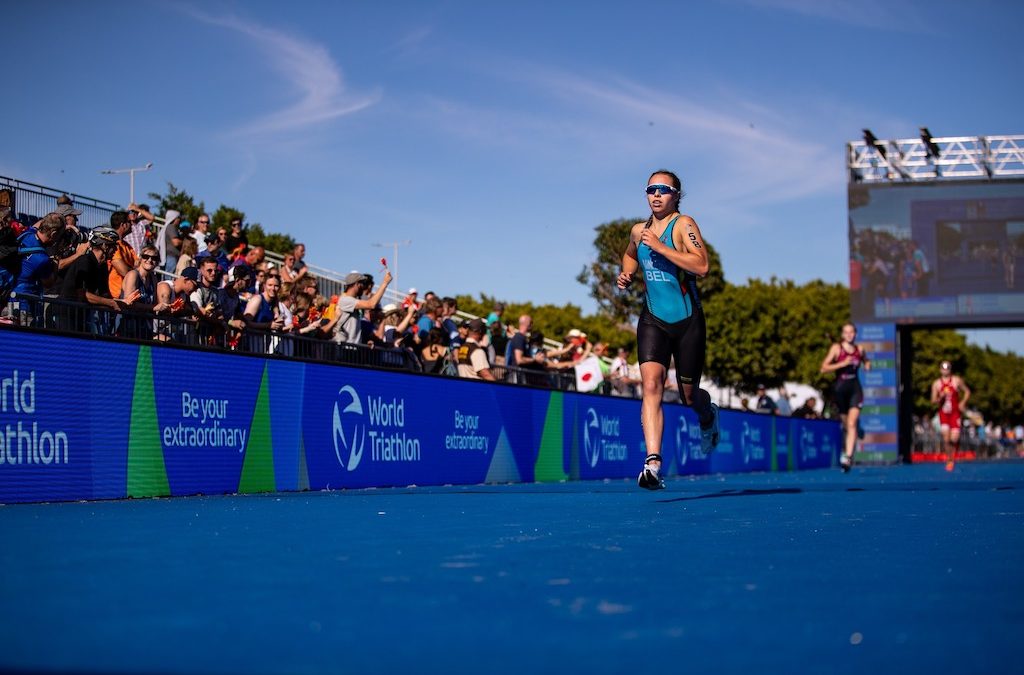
849, 180, 1024, 325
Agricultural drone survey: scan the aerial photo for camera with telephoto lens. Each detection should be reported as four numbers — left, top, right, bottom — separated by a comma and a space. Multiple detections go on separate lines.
52, 226, 90, 259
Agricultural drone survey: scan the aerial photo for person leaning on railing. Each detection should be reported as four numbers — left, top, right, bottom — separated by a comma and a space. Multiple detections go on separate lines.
154, 266, 199, 342
219, 265, 252, 349
243, 272, 288, 353
7, 213, 63, 321
120, 244, 169, 340
456, 319, 495, 381
54, 227, 140, 335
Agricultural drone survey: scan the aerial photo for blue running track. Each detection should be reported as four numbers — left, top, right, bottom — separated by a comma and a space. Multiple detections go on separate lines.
2, 462, 1022, 674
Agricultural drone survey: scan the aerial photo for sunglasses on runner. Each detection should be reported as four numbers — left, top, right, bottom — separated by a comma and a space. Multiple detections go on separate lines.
646, 184, 679, 195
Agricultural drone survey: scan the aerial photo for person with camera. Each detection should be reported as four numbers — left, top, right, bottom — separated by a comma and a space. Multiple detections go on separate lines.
325, 270, 392, 344
8, 213, 64, 322
45, 204, 91, 275
57, 227, 140, 334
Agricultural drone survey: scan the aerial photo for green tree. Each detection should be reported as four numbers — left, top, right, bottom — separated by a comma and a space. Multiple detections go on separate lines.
704, 279, 788, 391
577, 217, 725, 325
778, 280, 850, 391
704, 278, 848, 394
967, 346, 1024, 424
212, 205, 245, 236
454, 294, 637, 352
147, 182, 205, 225
246, 223, 296, 256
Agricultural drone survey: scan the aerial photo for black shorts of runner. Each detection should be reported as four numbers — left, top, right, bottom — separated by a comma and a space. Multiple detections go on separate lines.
833, 377, 863, 414
637, 307, 706, 386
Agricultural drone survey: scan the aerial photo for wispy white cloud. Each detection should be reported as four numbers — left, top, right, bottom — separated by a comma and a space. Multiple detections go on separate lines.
182, 8, 380, 138
414, 64, 843, 208
731, 0, 936, 32
391, 25, 434, 59
230, 149, 258, 192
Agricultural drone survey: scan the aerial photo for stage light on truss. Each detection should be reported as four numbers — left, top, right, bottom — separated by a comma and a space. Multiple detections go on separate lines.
863, 129, 886, 159
920, 127, 941, 159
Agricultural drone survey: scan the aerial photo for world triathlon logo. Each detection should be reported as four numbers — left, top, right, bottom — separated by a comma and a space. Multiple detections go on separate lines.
676, 415, 688, 467
676, 414, 704, 467
800, 427, 817, 463
740, 421, 752, 464
583, 407, 601, 468
333, 385, 366, 472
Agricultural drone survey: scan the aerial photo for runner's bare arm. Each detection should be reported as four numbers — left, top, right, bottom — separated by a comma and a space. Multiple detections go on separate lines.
617, 223, 643, 289
820, 344, 840, 373
958, 377, 971, 409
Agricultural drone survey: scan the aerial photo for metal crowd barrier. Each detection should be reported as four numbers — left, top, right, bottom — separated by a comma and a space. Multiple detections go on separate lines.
0, 176, 120, 231
491, 364, 577, 391
3, 293, 594, 393
911, 426, 1004, 458
5, 293, 420, 373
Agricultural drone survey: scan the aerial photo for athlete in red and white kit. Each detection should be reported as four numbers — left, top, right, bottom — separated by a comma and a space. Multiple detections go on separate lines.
930, 361, 971, 461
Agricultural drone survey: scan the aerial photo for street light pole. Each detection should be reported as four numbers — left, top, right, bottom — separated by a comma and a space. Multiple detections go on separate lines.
100, 162, 153, 205
372, 240, 411, 293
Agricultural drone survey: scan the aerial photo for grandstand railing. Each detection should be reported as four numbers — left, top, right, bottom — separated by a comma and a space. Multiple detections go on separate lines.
6, 293, 420, 373
0, 175, 120, 230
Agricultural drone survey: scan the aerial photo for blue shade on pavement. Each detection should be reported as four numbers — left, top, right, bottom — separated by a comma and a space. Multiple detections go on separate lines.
1, 461, 1022, 674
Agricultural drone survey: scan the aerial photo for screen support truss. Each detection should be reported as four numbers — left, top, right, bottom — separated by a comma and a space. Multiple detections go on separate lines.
848, 134, 1024, 183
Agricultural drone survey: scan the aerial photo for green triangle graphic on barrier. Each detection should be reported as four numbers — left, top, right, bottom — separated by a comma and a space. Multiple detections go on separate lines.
127, 346, 169, 497
534, 392, 567, 482
239, 364, 275, 493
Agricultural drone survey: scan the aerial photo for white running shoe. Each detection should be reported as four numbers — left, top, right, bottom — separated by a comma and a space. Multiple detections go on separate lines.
700, 403, 720, 455
638, 454, 665, 490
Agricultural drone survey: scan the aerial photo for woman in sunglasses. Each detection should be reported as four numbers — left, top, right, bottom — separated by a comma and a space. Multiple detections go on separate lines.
616, 169, 720, 490
120, 245, 169, 340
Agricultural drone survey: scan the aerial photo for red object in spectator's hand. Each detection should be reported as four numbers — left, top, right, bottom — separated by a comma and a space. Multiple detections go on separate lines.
169, 297, 185, 312
380, 257, 388, 268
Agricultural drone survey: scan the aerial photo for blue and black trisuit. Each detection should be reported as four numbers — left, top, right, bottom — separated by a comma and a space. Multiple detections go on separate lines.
636, 215, 714, 423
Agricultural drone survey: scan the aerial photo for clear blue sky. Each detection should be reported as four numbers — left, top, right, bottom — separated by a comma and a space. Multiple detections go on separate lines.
7, 0, 1022, 354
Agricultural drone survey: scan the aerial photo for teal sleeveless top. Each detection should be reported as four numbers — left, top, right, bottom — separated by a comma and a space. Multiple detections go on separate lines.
637, 215, 701, 323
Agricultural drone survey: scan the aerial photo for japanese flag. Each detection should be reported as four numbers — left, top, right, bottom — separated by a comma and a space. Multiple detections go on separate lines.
575, 356, 604, 393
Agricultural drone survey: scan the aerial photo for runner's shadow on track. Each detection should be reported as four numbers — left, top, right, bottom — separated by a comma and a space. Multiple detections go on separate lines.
656, 487, 803, 503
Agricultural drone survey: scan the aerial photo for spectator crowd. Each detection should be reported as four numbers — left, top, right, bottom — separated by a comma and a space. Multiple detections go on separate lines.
0, 197, 647, 392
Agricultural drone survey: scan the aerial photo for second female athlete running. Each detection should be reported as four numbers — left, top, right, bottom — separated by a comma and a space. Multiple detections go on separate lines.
617, 169, 720, 490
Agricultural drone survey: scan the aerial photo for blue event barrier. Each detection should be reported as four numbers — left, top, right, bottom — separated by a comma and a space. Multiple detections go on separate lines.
0, 330, 841, 504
